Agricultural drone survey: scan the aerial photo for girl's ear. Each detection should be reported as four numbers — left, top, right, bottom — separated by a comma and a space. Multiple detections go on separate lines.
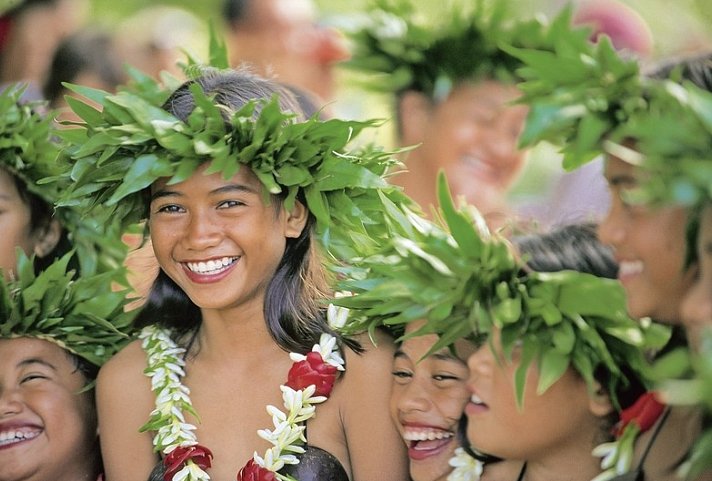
588, 382, 615, 418
284, 199, 308, 239
32, 218, 62, 258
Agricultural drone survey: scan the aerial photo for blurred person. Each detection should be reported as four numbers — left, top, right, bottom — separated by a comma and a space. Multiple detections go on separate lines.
43, 28, 127, 123
515, 0, 654, 229
0, 84, 125, 278
222, 0, 349, 105
114, 6, 205, 81
0, 0, 88, 96
346, 0, 535, 227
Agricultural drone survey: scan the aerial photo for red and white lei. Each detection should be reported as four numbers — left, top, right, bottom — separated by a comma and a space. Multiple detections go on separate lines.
139, 308, 346, 481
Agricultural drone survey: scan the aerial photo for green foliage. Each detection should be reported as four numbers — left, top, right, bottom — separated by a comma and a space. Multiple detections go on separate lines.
0, 85, 127, 275
0, 252, 135, 367
344, 0, 552, 99
336, 172, 669, 409
55, 61, 413, 262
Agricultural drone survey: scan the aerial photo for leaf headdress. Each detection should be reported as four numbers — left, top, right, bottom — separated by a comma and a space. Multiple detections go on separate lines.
0, 84, 127, 275
336, 174, 670, 407
344, 0, 553, 101
0, 251, 135, 367
55, 66, 412, 261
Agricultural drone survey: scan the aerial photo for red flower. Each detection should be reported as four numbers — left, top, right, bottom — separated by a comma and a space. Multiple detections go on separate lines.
237, 459, 277, 481
163, 445, 213, 481
285, 351, 338, 397
615, 391, 666, 437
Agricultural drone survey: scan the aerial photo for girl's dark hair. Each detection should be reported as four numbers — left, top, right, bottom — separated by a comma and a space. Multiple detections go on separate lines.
134, 69, 344, 354
513, 223, 645, 414
7, 169, 74, 273
645, 50, 712, 92
43, 28, 126, 106
513, 223, 618, 279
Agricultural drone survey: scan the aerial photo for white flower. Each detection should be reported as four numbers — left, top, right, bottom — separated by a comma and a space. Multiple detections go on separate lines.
447, 448, 483, 481
326, 302, 350, 329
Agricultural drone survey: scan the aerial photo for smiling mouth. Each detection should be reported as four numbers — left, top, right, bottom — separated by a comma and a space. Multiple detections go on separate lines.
471, 393, 487, 406
184, 257, 239, 275
0, 429, 41, 448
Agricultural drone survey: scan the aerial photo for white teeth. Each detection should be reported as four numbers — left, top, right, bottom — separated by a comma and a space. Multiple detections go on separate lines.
185, 257, 238, 275
0, 429, 40, 446
619, 260, 644, 277
403, 430, 454, 441
471, 394, 485, 405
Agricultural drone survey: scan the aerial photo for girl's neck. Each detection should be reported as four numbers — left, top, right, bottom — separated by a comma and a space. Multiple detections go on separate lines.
196, 300, 279, 362
521, 441, 602, 481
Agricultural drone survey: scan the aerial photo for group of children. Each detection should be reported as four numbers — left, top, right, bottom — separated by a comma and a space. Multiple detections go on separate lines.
2, 2, 712, 481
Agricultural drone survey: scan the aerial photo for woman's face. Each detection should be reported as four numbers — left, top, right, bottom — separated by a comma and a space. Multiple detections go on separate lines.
598, 156, 695, 323
390, 321, 476, 481
0, 169, 38, 278
413, 81, 528, 212
148, 164, 307, 314
0, 337, 98, 481
465, 331, 608, 461
681, 203, 712, 346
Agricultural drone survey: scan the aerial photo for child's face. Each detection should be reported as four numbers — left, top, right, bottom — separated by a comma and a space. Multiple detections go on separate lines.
598, 155, 695, 323
148, 163, 307, 314
390, 321, 475, 481
0, 337, 98, 481
465, 330, 611, 461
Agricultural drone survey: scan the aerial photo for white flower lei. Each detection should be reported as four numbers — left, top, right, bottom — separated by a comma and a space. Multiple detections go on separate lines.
139, 308, 346, 481
447, 447, 484, 481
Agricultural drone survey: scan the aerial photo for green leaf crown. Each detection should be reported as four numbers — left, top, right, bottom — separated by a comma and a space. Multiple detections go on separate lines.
336, 174, 670, 407
505, 12, 687, 172
0, 84, 128, 275
344, 0, 558, 100
0, 84, 63, 203
0, 251, 135, 367
55, 67, 413, 260
509, 22, 712, 206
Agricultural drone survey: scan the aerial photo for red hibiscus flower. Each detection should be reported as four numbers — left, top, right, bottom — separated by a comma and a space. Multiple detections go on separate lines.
285, 351, 338, 397
615, 391, 666, 437
237, 459, 277, 481
163, 444, 213, 481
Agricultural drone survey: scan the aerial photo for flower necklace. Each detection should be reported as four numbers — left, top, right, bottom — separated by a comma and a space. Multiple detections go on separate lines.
447, 447, 484, 481
591, 391, 666, 481
139, 316, 346, 481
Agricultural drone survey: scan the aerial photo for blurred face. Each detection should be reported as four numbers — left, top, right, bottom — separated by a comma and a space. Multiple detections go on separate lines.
413, 81, 528, 212
390, 322, 476, 481
230, 0, 347, 101
0, 169, 37, 278
681, 203, 712, 346
0, 337, 98, 481
598, 156, 695, 323
149, 164, 306, 314
465, 331, 608, 461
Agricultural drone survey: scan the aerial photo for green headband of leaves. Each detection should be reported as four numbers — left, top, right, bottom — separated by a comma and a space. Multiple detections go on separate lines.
335, 174, 670, 408
344, 0, 558, 100
54, 69, 413, 261
0, 84, 62, 203
0, 251, 135, 367
0, 84, 128, 276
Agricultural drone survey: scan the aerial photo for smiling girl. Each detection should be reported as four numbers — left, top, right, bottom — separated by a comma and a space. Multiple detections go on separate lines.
60, 67, 409, 481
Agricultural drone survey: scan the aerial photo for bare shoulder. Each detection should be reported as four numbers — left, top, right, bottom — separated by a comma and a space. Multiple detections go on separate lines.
97, 338, 149, 393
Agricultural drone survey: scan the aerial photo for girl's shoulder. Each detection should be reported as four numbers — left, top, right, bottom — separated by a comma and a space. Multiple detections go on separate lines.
97, 337, 150, 391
